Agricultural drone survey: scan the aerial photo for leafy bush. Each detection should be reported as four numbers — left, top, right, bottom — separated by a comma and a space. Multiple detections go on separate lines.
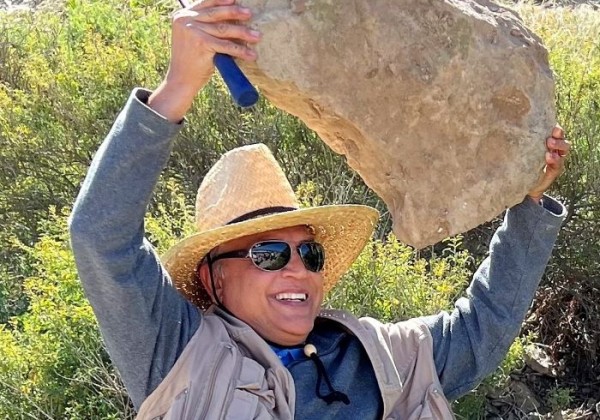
546, 386, 574, 413
0, 0, 171, 325
0, 209, 134, 418
452, 333, 531, 419
0, 183, 195, 418
326, 235, 471, 321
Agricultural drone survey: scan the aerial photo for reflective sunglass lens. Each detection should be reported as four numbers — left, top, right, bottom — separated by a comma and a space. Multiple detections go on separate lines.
250, 242, 291, 271
247, 241, 325, 272
299, 242, 325, 272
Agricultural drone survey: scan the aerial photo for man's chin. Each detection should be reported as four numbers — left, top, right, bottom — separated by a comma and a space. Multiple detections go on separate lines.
267, 322, 314, 346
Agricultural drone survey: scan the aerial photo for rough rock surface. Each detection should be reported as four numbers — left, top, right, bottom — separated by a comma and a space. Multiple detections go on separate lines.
239, 0, 556, 247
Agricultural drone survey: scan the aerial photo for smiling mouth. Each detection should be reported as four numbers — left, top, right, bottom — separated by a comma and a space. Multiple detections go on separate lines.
275, 293, 308, 302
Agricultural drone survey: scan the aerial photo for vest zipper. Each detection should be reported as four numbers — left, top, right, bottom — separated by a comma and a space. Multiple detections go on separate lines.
197, 346, 230, 420
219, 347, 243, 418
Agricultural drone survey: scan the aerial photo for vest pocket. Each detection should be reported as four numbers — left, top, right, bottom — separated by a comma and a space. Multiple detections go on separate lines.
406, 385, 454, 420
225, 389, 259, 420
154, 387, 189, 420
224, 357, 275, 419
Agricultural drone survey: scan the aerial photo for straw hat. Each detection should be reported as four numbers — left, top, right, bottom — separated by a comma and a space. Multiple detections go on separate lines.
162, 143, 379, 309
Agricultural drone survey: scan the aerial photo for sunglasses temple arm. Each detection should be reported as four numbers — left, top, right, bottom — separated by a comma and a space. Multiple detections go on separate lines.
205, 253, 226, 309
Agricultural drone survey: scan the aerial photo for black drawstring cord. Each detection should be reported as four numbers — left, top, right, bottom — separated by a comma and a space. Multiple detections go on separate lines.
303, 344, 350, 405
205, 254, 231, 314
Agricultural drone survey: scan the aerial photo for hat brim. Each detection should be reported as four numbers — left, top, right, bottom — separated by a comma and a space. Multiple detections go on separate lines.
162, 205, 379, 309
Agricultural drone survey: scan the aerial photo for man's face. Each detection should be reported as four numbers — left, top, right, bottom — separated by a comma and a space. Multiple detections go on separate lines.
203, 225, 324, 346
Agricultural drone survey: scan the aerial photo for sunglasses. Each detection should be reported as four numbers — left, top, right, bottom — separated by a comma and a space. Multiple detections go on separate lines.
211, 240, 325, 273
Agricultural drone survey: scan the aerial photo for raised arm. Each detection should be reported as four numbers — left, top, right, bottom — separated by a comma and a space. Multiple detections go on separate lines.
69, 88, 199, 409
421, 127, 570, 399
69, 0, 261, 409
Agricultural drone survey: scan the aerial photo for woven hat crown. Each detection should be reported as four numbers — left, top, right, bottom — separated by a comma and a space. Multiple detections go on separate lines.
195, 144, 299, 231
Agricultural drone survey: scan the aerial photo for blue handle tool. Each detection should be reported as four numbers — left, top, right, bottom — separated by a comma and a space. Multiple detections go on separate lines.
214, 53, 259, 108
176, 0, 259, 108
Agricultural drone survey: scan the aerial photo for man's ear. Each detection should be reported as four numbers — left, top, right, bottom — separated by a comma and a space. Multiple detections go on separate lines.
197, 262, 211, 294
197, 261, 222, 303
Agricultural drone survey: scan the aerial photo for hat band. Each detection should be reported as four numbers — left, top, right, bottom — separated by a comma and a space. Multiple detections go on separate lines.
227, 206, 297, 225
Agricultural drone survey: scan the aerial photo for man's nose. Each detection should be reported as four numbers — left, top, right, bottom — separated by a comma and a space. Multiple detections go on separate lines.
282, 248, 308, 276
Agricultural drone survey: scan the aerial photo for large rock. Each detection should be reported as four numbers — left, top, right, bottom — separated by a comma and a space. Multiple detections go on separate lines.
238, 0, 555, 248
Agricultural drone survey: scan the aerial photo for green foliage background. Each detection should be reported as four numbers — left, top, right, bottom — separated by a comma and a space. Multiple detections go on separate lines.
0, 0, 598, 418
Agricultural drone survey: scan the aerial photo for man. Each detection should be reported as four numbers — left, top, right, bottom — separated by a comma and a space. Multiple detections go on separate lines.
69, 0, 570, 418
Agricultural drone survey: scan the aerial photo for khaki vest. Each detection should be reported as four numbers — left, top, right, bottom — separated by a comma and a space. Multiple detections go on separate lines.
137, 308, 455, 419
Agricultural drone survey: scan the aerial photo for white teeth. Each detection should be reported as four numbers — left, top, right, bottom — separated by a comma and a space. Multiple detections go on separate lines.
276, 293, 307, 302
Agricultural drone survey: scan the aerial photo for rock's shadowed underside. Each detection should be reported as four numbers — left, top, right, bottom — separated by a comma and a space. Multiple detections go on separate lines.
239, 0, 555, 248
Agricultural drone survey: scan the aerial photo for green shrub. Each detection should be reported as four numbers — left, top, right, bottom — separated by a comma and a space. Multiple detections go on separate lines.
326, 235, 471, 321
546, 386, 574, 413
0, 183, 195, 418
0, 209, 134, 418
0, 0, 171, 325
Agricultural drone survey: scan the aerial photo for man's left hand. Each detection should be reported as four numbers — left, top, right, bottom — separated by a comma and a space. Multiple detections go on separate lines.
528, 125, 570, 203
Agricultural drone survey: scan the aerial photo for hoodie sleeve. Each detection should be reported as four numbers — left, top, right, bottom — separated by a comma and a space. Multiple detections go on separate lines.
420, 196, 566, 400
69, 89, 201, 410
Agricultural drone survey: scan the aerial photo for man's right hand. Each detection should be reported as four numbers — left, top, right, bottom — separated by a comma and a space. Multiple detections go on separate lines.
149, 0, 261, 122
